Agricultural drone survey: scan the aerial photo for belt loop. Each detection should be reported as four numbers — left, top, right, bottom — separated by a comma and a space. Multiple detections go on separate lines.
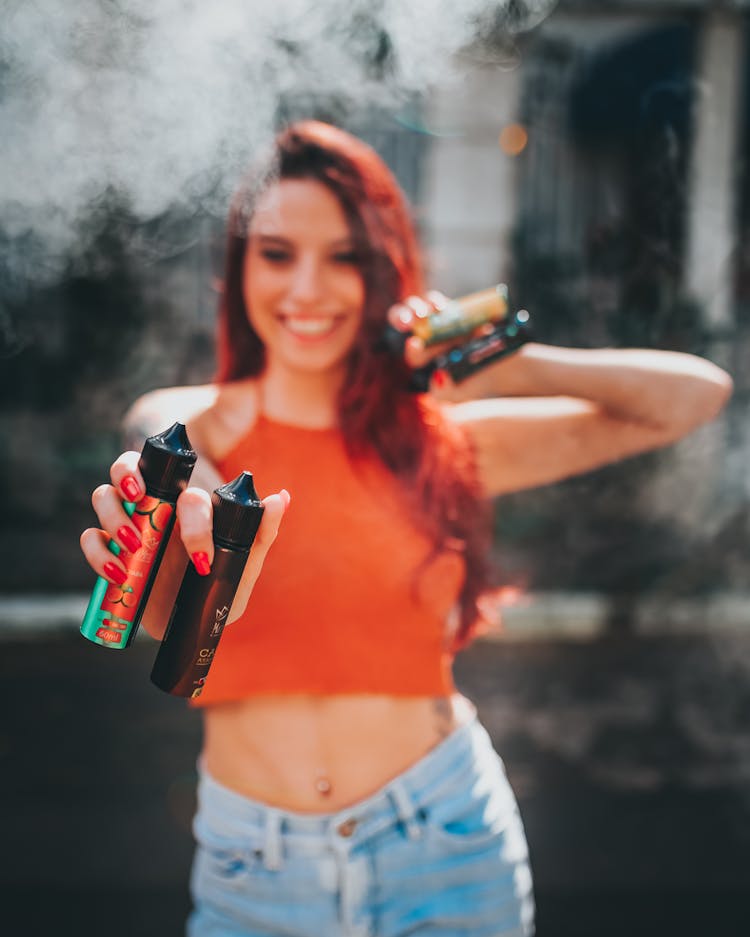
389, 779, 422, 840
262, 808, 284, 871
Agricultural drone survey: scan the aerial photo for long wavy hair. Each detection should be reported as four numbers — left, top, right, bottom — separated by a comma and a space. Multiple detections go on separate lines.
215, 121, 491, 648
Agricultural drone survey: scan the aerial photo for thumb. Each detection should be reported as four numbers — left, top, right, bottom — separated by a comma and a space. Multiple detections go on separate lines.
227, 489, 290, 624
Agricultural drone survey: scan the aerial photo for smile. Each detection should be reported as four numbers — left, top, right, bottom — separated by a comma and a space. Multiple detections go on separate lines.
279, 316, 344, 339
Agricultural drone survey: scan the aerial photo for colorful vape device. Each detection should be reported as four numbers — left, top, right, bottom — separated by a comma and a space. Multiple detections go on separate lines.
407, 307, 532, 392
150, 472, 265, 698
437, 308, 532, 383
381, 284, 509, 358
80, 422, 197, 649
411, 284, 508, 346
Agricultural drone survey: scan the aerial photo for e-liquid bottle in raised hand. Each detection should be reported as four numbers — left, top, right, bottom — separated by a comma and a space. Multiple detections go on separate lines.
381, 284, 509, 358
80, 422, 197, 650
411, 284, 508, 347
150, 471, 265, 698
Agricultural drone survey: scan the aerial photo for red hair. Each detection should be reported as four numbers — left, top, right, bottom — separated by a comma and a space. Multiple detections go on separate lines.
215, 121, 490, 648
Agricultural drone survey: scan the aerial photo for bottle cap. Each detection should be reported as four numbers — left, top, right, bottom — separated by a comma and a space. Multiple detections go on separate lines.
377, 323, 409, 356
212, 472, 265, 550
138, 423, 197, 500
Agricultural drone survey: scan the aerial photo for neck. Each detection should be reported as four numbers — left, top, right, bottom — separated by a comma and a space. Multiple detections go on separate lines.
258, 362, 344, 429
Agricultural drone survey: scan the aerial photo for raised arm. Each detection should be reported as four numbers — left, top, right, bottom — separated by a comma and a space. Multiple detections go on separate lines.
437, 342, 733, 497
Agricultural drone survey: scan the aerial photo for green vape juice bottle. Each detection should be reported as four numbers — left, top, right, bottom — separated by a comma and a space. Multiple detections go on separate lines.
80, 422, 197, 649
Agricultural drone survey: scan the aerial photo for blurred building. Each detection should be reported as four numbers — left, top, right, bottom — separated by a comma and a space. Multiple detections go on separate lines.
0, 0, 748, 607
416, 2, 749, 600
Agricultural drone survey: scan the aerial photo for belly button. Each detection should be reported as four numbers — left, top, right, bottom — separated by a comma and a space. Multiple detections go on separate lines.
315, 775, 333, 796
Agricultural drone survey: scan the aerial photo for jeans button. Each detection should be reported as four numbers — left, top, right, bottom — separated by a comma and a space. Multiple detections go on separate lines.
336, 818, 358, 837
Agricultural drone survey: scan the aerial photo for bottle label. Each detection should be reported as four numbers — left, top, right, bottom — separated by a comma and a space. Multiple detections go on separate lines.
209, 604, 230, 639
194, 605, 230, 667
94, 496, 174, 644
187, 605, 230, 697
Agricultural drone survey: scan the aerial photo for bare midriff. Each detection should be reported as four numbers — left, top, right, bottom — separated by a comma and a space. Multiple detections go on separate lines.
202, 693, 476, 813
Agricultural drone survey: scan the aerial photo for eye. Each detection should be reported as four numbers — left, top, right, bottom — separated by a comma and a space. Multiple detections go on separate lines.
331, 251, 360, 265
261, 248, 292, 263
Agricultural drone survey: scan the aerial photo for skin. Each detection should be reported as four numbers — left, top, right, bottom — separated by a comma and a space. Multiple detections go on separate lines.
81, 178, 733, 812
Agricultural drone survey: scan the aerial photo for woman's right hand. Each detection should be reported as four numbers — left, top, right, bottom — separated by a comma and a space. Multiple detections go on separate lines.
79, 450, 289, 639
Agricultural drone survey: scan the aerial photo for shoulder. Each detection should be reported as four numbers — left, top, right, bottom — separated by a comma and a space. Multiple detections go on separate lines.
123, 384, 219, 442
122, 380, 261, 460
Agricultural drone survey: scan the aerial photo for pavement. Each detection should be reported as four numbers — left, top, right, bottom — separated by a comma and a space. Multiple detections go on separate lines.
1, 595, 749, 936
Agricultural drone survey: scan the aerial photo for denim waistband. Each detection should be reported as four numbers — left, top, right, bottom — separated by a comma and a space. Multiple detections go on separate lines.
194, 704, 494, 862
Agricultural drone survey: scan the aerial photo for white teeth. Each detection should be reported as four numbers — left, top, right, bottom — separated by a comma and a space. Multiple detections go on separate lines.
283, 317, 337, 336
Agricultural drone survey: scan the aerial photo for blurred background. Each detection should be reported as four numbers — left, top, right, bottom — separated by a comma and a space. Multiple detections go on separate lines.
1, 1, 748, 935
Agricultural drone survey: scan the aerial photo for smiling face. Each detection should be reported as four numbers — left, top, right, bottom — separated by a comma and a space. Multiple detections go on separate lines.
243, 178, 366, 379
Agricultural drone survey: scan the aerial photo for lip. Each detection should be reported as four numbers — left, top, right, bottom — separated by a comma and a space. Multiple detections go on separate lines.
276, 314, 348, 343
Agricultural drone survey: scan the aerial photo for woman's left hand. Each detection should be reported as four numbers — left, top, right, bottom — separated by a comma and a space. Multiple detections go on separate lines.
388, 292, 490, 371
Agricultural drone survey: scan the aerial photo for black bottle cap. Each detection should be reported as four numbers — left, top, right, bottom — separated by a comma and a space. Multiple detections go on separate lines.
138, 423, 197, 500
377, 323, 409, 356
212, 472, 265, 551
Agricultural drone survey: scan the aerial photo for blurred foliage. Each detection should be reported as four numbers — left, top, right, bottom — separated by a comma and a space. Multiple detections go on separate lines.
491, 453, 697, 593
0, 194, 151, 411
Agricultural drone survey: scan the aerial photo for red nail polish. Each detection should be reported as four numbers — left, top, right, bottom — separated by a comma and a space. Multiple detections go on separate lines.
121, 476, 141, 502
103, 562, 127, 585
397, 307, 413, 329
117, 526, 141, 554
432, 369, 447, 389
191, 552, 211, 576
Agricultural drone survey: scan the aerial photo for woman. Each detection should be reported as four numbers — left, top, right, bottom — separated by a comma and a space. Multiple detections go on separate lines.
80, 122, 732, 937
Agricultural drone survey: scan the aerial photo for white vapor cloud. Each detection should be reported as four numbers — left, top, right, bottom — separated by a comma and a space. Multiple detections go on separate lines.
1, 0, 555, 275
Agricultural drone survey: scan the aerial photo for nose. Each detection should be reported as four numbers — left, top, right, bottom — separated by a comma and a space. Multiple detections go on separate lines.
286, 255, 324, 308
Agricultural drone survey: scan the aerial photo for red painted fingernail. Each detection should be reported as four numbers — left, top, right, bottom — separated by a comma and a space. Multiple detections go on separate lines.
191, 552, 211, 576
432, 369, 447, 389
121, 476, 141, 502
103, 562, 127, 585
117, 526, 141, 553
396, 306, 412, 329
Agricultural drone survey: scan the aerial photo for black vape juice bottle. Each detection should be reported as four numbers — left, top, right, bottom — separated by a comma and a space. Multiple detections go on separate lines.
438, 308, 532, 383
80, 423, 197, 650
408, 308, 532, 392
150, 472, 265, 698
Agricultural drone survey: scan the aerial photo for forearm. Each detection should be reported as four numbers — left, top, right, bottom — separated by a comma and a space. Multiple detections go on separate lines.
448, 342, 733, 434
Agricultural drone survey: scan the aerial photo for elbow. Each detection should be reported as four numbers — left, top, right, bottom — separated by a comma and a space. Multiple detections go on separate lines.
701, 369, 734, 424
671, 368, 734, 438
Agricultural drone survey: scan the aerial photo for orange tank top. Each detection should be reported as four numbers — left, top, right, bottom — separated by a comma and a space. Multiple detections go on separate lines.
190, 415, 464, 706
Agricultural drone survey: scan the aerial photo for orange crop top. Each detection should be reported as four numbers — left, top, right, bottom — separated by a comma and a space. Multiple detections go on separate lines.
190, 414, 465, 706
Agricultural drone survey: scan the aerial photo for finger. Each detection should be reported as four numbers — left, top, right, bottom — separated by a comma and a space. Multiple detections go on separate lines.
405, 333, 464, 368
228, 490, 289, 624
110, 452, 145, 503
388, 292, 448, 332
176, 486, 214, 575
426, 289, 449, 309
80, 527, 130, 584
91, 483, 143, 556
387, 302, 414, 331
404, 335, 435, 369
404, 320, 497, 369
405, 294, 434, 319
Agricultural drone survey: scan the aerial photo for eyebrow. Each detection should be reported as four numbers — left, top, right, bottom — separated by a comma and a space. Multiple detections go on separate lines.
251, 233, 356, 249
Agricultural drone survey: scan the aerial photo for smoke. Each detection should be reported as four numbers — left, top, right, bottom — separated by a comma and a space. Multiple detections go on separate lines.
1, 0, 556, 283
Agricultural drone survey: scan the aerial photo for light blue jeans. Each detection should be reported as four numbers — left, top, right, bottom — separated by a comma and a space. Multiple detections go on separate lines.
188, 715, 535, 936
